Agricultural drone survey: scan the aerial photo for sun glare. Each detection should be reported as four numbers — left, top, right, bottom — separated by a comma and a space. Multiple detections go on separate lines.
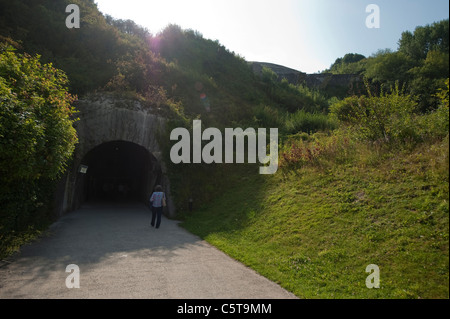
96, 0, 214, 34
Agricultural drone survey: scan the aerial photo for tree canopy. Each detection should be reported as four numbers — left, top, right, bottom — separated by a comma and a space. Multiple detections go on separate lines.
326, 19, 449, 112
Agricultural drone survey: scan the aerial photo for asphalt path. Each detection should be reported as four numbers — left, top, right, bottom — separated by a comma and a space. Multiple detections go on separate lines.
0, 202, 297, 299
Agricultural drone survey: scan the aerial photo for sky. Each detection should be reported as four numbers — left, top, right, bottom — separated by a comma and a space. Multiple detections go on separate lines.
94, 0, 449, 74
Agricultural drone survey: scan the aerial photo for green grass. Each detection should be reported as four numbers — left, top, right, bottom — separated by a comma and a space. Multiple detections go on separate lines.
179, 137, 449, 299
0, 226, 47, 260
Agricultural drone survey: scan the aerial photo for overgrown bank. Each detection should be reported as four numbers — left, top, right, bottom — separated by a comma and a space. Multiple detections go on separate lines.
177, 80, 449, 299
179, 134, 449, 298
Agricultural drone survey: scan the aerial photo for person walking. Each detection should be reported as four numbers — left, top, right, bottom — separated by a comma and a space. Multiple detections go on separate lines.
149, 185, 166, 229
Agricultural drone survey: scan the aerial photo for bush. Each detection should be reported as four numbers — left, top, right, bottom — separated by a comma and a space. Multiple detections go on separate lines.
253, 105, 337, 135
284, 110, 337, 134
329, 83, 420, 144
0, 44, 78, 181
0, 43, 78, 258
253, 104, 285, 129
431, 78, 449, 134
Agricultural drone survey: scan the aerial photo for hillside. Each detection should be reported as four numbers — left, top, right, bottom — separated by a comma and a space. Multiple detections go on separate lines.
0, 0, 334, 258
250, 61, 305, 83
1, 0, 448, 299
180, 134, 449, 298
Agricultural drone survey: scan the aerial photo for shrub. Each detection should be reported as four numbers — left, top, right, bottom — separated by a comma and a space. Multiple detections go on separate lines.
253, 104, 285, 129
0, 44, 78, 181
254, 105, 337, 136
329, 83, 420, 144
0, 43, 78, 258
424, 78, 449, 138
284, 110, 337, 135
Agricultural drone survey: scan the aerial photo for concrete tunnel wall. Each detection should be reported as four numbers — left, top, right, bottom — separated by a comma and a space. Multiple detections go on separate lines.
54, 94, 176, 217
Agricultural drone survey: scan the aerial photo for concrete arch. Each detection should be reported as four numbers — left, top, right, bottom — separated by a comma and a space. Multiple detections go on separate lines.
80, 140, 162, 203
54, 94, 175, 217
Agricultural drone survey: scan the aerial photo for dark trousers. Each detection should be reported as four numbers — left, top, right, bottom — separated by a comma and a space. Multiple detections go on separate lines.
151, 206, 163, 228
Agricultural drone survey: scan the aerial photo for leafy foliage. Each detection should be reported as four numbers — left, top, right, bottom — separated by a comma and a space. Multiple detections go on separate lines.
0, 44, 78, 181
398, 19, 449, 60
329, 83, 420, 144
0, 43, 78, 258
328, 53, 367, 74
326, 19, 449, 112
254, 105, 337, 136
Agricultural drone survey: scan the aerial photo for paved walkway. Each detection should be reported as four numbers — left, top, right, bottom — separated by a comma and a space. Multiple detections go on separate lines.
0, 202, 297, 299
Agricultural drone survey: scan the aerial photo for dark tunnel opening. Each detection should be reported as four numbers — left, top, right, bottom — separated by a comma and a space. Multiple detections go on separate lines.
80, 141, 162, 204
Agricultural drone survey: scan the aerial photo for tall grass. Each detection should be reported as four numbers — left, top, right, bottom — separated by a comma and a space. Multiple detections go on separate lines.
284, 110, 338, 134
253, 105, 337, 135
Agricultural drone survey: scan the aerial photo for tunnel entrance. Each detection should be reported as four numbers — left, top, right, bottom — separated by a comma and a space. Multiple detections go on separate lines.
80, 141, 161, 203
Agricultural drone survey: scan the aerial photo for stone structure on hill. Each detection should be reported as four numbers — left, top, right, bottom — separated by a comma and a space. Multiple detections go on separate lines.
250, 61, 362, 93
55, 63, 360, 219
54, 93, 176, 217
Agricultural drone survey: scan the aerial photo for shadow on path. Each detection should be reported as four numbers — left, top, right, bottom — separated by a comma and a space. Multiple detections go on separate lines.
0, 202, 297, 299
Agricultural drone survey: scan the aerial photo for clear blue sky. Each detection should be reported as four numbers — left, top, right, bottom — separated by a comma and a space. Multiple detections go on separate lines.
94, 0, 449, 73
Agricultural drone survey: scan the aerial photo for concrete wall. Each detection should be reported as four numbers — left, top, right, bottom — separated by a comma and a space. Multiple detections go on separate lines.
55, 94, 176, 217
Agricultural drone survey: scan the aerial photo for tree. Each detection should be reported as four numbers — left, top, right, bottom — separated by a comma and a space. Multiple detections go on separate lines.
398, 19, 449, 61
364, 51, 417, 88
341, 53, 366, 64
329, 83, 419, 144
0, 44, 78, 182
408, 50, 450, 111
327, 53, 366, 74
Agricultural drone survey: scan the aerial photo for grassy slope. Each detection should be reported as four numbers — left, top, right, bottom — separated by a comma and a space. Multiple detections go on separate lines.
180, 137, 449, 299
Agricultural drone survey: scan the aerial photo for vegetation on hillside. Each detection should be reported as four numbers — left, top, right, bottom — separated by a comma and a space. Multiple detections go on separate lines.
181, 79, 449, 298
325, 19, 449, 112
0, 0, 332, 257
0, 0, 448, 298
181, 133, 448, 298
